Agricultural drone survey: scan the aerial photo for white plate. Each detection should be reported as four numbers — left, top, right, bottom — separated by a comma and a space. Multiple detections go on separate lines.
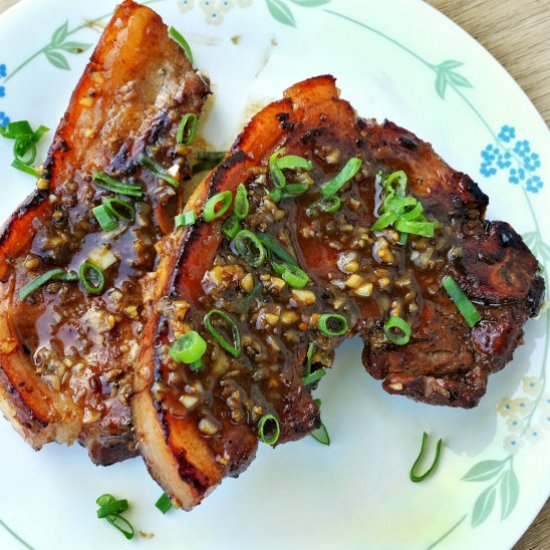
0, 1, 548, 549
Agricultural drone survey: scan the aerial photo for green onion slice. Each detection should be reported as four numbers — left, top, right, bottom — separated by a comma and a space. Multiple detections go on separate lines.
318, 313, 348, 337
442, 275, 482, 328
11, 159, 40, 177
0, 120, 49, 175
276, 155, 313, 171
311, 398, 330, 445
383, 316, 411, 345
92, 172, 143, 197
105, 514, 135, 540
204, 309, 241, 357
103, 197, 135, 222
168, 26, 193, 63
177, 113, 198, 145
258, 414, 280, 446
96, 498, 129, 519
169, 331, 207, 364
279, 182, 309, 200
306, 195, 342, 216
155, 493, 173, 514
92, 205, 118, 232
233, 229, 266, 267
371, 211, 399, 231
19, 268, 79, 301
234, 183, 249, 220
222, 214, 240, 238
139, 154, 180, 188
79, 261, 106, 294
394, 219, 439, 238
383, 170, 407, 198
399, 232, 409, 245
321, 157, 362, 197
410, 432, 444, 483
269, 149, 286, 189
203, 190, 233, 222
272, 261, 309, 289
256, 233, 297, 266
192, 151, 226, 174
301, 342, 326, 386
175, 210, 196, 229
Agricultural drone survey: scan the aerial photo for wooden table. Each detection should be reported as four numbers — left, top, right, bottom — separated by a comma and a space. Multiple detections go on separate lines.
0, 0, 548, 548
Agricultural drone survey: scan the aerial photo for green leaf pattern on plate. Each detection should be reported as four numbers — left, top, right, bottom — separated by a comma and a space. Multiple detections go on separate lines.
44, 21, 91, 71
472, 486, 497, 527
434, 59, 473, 99
265, 0, 296, 27
462, 460, 506, 482
500, 469, 520, 520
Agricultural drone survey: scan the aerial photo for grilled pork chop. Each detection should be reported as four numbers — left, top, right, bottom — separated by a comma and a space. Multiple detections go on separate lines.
133, 75, 543, 509
0, 0, 210, 465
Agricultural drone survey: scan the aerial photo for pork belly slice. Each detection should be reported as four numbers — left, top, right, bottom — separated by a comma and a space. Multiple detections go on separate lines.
0, 0, 210, 465
133, 75, 543, 509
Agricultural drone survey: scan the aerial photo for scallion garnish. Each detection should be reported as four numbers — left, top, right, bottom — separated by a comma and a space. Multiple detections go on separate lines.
321, 157, 362, 197
409, 432, 444, 482
258, 413, 280, 446
269, 149, 287, 190
306, 195, 341, 216
277, 155, 313, 171
175, 210, 196, 229
204, 309, 241, 357
139, 154, 180, 188
0, 120, 49, 176
203, 190, 233, 222
395, 218, 439, 238
19, 268, 78, 301
383, 316, 411, 345
318, 314, 348, 337
311, 399, 330, 446
168, 26, 193, 63
96, 494, 135, 540
233, 229, 266, 267
92, 204, 117, 232
222, 214, 240, 238
92, 172, 143, 197
169, 331, 207, 365
79, 261, 106, 294
256, 232, 297, 266
272, 261, 309, 289
192, 151, 226, 174
177, 113, 198, 145
278, 182, 309, 200
155, 493, 173, 514
234, 183, 249, 220
442, 275, 481, 328
102, 197, 135, 222
301, 342, 326, 386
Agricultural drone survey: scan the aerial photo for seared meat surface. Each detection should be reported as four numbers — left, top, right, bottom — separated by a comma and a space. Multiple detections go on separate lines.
133, 75, 543, 509
0, 0, 210, 464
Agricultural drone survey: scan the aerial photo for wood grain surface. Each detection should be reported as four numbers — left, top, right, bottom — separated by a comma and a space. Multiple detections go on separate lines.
0, 0, 548, 548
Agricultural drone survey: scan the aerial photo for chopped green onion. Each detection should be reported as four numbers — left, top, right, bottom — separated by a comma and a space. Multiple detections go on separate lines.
394, 219, 439, 238
105, 514, 135, 540
409, 432, 444, 482
383, 316, 411, 345
175, 210, 196, 228
311, 398, 330, 445
139, 154, 180, 188
379, 195, 417, 215
318, 314, 348, 337
278, 182, 309, 200
400, 200, 424, 221
189, 360, 203, 372
371, 211, 398, 231
204, 309, 241, 357
233, 229, 266, 267
97, 498, 129, 519
272, 261, 309, 289
155, 493, 173, 514
203, 190, 233, 222
168, 26, 193, 63
383, 170, 407, 198
177, 113, 198, 145
103, 197, 135, 222
399, 232, 409, 245
277, 155, 313, 171
258, 414, 280, 445
321, 157, 362, 197
11, 159, 40, 177
79, 261, 106, 294
192, 151, 226, 174
301, 342, 326, 386
269, 149, 286, 189
234, 183, 249, 220
19, 268, 78, 301
256, 233, 297, 266
92, 172, 143, 197
169, 331, 207, 364
96, 494, 116, 508
306, 195, 342, 216
92, 204, 118, 232
442, 275, 481, 328
237, 281, 263, 315
96, 494, 135, 540
222, 214, 240, 238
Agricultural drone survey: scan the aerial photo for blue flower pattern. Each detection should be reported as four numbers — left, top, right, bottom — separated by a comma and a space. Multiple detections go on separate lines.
0, 63, 8, 127
480, 125, 544, 193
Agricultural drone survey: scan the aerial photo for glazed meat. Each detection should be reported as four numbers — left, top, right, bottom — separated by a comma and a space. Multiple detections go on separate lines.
133, 75, 543, 510
0, 0, 209, 464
